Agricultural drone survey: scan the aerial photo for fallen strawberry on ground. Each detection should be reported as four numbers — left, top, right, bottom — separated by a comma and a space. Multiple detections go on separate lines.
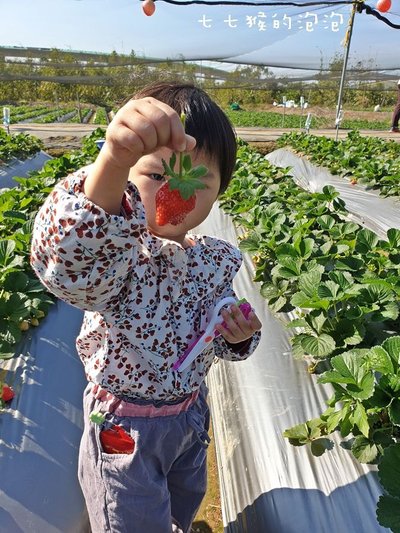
1, 383, 15, 406
155, 113, 208, 226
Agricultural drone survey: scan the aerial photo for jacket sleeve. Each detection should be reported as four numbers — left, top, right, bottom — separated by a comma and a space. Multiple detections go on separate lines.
30, 168, 145, 312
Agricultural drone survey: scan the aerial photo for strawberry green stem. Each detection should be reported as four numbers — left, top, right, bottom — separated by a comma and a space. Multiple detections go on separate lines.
179, 112, 186, 179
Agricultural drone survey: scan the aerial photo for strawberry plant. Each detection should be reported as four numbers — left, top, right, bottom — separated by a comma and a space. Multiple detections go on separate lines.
0, 128, 105, 359
222, 142, 400, 362
0, 129, 43, 163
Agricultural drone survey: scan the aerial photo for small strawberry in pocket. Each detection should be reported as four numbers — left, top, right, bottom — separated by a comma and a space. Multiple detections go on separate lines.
100, 425, 135, 454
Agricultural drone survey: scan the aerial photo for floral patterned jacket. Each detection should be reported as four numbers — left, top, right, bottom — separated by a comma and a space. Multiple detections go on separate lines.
30, 168, 261, 402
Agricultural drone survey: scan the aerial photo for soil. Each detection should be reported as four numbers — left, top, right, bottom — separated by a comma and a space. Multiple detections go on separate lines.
43, 135, 85, 157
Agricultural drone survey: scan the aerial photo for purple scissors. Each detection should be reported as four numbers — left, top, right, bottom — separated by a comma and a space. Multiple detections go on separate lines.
173, 297, 252, 372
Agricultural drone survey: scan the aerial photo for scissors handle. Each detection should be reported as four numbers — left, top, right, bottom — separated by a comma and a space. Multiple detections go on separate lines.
173, 297, 252, 371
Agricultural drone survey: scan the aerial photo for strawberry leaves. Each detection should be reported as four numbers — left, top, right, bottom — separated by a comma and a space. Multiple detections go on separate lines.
162, 153, 207, 201
161, 113, 208, 201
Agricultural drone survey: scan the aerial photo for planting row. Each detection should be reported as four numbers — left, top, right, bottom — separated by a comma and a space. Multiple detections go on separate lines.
3, 105, 109, 124
0, 128, 105, 360
278, 131, 400, 199
225, 110, 391, 131
219, 141, 400, 532
0, 128, 43, 164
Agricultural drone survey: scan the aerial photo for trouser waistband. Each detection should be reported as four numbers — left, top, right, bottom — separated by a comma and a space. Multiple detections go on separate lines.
91, 384, 200, 418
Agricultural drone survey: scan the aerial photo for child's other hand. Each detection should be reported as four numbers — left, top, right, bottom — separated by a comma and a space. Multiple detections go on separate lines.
215, 305, 262, 344
101, 97, 196, 170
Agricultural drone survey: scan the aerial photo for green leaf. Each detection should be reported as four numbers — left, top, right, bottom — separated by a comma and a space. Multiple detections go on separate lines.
317, 281, 340, 300
269, 295, 287, 313
321, 351, 375, 400
355, 228, 379, 253
387, 228, 400, 248
329, 270, 354, 291
7, 292, 30, 320
389, 375, 400, 393
351, 435, 378, 463
189, 165, 208, 179
343, 322, 365, 347
382, 336, 400, 369
239, 234, 262, 253
287, 318, 308, 329
260, 282, 280, 300
0, 239, 16, 267
366, 346, 394, 375
298, 270, 323, 297
318, 370, 354, 385
352, 402, 370, 437
290, 291, 329, 310
325, 409, 343, 433
389, 398, 400, 426
169, 152, 177, 171
317, 215, 335, 229
283, 422, 310, 444
378, 444, 400, 498
277, 257, 302, 278
335, 257, 364, 272
330, 351, 364, 382
275, 243, 298, 259
300, 333, 336, 358
0, 339, 15, 359
182, 154, 192, 172
309, 312, 326, 335
294, 237, 314, 259
3, 271, 29, 292
3, 210, 27, 223
283, 418, 323, 444
310, 438, 333, 457
376, 495, 400, 533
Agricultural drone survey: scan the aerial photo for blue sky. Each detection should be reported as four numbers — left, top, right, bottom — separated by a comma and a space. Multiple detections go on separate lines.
1, 0, 399, 74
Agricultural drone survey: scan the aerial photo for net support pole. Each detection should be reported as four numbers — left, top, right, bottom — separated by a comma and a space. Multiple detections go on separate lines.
335, 1, 358, 141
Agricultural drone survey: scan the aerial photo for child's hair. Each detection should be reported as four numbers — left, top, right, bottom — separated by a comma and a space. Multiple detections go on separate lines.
131, 82, 237, 194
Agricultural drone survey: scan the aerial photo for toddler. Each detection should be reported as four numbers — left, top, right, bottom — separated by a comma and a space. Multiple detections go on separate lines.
31, 82, 262, 533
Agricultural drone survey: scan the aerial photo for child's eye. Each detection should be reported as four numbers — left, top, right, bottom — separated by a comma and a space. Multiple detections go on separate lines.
150, 173, 166, 182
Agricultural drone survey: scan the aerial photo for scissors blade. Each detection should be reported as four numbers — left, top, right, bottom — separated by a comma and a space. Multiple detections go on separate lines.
173, 296, 237, 372
175, 331, 216, 371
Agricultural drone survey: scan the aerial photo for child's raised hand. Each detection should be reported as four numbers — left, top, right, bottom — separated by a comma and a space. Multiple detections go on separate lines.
100, 97, 196, 170
215, 305, 262, 344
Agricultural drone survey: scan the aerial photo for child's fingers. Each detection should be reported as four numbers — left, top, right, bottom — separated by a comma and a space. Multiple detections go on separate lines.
247, 311, 262, 332
216, 306, 262, 343
119, 98, 195, 154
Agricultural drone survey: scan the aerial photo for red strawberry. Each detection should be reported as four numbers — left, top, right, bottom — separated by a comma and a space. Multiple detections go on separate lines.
100, 425, 135, 454
155, 183, 196, 226
2, 384, 14, 403
142, 0, 155, 16
155, 115, 208, 226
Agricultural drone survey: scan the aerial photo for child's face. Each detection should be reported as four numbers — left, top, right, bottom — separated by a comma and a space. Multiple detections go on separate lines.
128, 148, 221, 244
